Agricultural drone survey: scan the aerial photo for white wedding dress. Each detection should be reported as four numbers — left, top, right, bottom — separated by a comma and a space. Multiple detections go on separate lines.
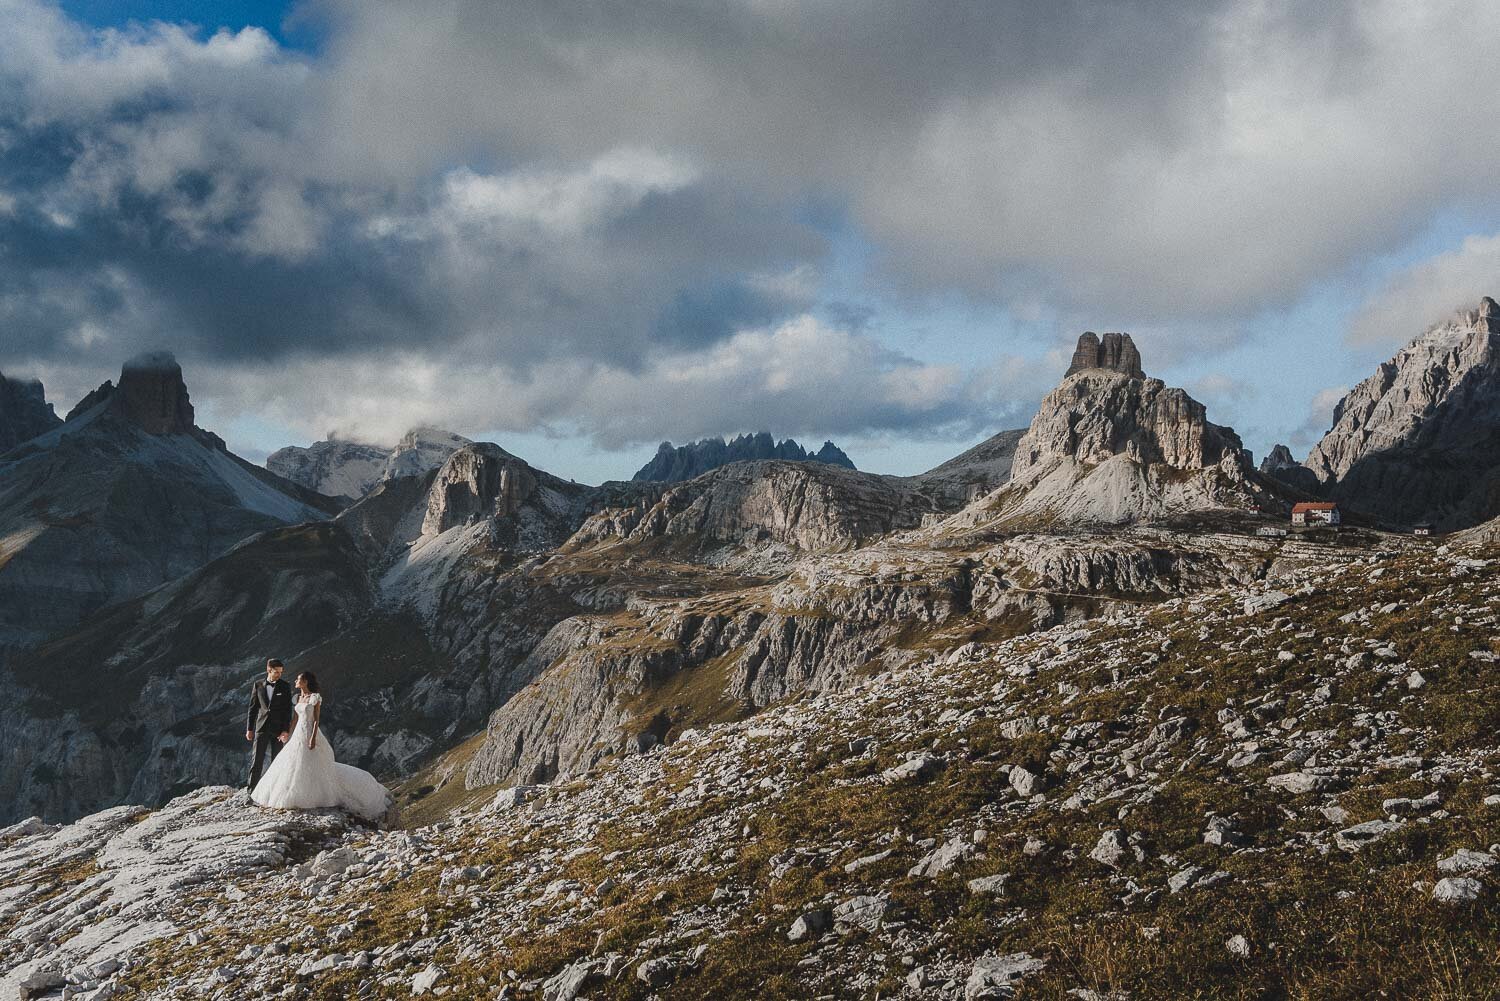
251, 693, 391, 822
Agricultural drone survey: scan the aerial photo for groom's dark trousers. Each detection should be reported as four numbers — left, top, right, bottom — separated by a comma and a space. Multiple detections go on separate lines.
247, 677, 294, 789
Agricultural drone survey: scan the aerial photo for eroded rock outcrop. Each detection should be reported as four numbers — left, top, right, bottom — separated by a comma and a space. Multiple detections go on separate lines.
422, 444, 540, 535
1305, 296, 1500, 528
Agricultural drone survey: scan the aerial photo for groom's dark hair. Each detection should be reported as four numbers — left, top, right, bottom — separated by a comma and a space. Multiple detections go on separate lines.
267, 658, 284, 670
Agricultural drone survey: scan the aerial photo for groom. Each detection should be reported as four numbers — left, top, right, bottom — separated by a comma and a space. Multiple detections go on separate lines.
246, 658, 293, 789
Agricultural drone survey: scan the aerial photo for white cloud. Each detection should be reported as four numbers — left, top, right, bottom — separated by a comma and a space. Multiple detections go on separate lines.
1348, 234, 1500, 349
193, 315, 1047, 456
1289, 386, 1349, 453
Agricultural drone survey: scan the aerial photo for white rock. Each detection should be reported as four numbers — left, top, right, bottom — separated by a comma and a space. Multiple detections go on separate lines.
636, 957, 676, 987
1335, 819, 1404, 852
312, 847, 357, 877
542, 959, 602, 1001
489, 785, 537, 811
411, 963, 445, 994
1009, 766, 1043, 797
832, 894, 889, 934
1266, 771, 1337, 794
1432, 877, 1483, 904
1089, 830, 1129, 869
964, 952, 1046, 1000
787, 908, 831, 942
1225, 935, 1251, 958
1437, 849, 1498, 875
909, 837, 977, 878
880, 753, 943, 784
1242, 591, 1292, 616
966, 874, 1010, 896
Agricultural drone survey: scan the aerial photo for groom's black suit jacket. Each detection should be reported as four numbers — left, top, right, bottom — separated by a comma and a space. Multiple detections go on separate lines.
247, 677, 294, 735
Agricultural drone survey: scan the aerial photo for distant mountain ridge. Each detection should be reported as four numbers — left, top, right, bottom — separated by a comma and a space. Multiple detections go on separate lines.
632, 432, 855, 482
267, 427, 472, 502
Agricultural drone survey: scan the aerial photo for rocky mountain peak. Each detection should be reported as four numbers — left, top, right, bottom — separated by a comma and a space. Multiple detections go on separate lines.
0, 370, 62, 452
384, 426, 473, 482
1258, 442, 1320, 494
1259, 443, 1296, 471
112, 351, 195, 434
422, 442, 538, 536
268, 426, 471, 502
1015, 333, 1246, 480
1303, 294, 1500, 528
990, 330, 1262, 525
1065, 331, 1145, 379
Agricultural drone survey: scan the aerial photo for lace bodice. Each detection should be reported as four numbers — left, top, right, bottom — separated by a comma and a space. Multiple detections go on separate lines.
297, 693, 323, 707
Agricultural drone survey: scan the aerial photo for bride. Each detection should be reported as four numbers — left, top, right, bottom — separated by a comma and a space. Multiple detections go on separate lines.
251, 671, 392, 822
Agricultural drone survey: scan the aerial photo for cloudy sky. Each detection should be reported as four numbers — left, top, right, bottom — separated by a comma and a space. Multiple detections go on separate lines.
2, 0, 1498, 481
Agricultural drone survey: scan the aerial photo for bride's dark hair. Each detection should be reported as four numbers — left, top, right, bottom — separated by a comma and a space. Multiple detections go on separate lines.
297, 671, 321, 694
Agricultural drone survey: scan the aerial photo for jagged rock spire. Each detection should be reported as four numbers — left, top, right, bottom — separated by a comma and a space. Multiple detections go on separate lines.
112, 352, 195, 434
1065, 331, 1145, 379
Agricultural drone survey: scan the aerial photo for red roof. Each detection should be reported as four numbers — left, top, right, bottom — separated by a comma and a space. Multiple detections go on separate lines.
1291, 502, 1338, 513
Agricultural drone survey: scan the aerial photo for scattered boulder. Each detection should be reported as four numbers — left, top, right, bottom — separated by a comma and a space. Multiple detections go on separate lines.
964, 952, 1046, 1000
909, 837, 978, 878
881, 753, 945, 784
1009, 766, 1044, 797
636, 957, 678, 987
833, 894, 889, 935
1335, 820, 1405, 852
788, 908, 831, 942
1267, 772, 1338, 795
1436, 850, 1497, 875
1432, 877, 1483, 904
542, 958, 605, 1001
967, 874, 1010, 897
1089, 830, 1131, 869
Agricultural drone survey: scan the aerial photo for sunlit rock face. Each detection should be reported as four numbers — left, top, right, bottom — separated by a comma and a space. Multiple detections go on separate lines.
1306, 297, 1500, 529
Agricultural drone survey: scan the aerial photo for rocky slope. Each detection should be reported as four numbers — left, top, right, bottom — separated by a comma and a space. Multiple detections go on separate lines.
1305, 296, 1500, 529
458, 524, 1304, 794
0, 441, 594, 825
632, 433, 855, 482
0, 353, 337, 656
7, 538, 1499, 1000
0, 370, 61, 453
267, 427, 471, 503
906, 428, 1027, 505
953, 332, 1273, 529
